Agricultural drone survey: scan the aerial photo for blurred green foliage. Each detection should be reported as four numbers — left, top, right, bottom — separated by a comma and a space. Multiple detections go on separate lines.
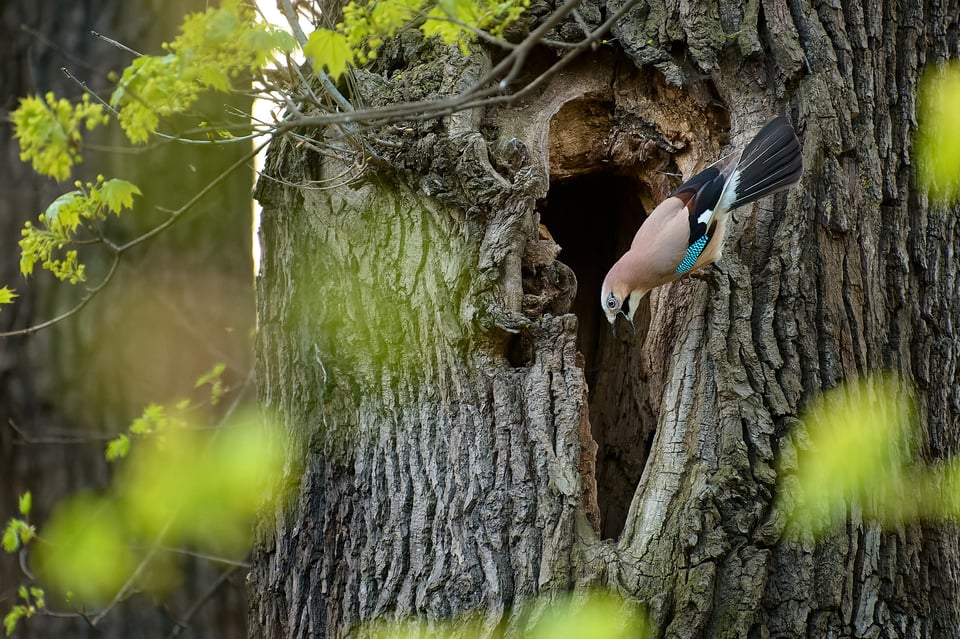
32, 410, 284, 605
783, 376, 960, 535
917, 62, 960, 201
361, 590, 649, 639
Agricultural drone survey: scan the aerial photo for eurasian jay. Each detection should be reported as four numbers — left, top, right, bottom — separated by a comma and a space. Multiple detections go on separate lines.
600, 115, 803, 331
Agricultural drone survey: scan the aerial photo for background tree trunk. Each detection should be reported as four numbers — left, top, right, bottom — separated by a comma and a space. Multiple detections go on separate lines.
0, 2, 254, 636
250, 0, 960, 637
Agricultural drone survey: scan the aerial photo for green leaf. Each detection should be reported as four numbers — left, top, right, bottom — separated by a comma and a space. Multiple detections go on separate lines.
11, 93, 108, 181
4, 606, 24, 636
304, 29, 354, 80
269, 29, 299, 54
0, 287, 16, 310
98, 179, 142, 215
195, 363, 226, 388
43, 190, 84, 233
130, 403, 168, 435
195, 363, 228, 404
106, 434, 131, 461
2, 522, 18, 552
18, 492, 31, 517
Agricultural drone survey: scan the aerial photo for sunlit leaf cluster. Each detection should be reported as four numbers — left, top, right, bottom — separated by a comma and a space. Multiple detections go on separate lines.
111, 0, 296, 143
422, 0, 529, 51
305, 0, 529, 78
1, 494, 41, 635
2, 586, 45, 637
11, 93, 108, 182
1, 491, 35, 553
19, 176, 141, 283
362, 590, 649, 639
106, 364, 231, 461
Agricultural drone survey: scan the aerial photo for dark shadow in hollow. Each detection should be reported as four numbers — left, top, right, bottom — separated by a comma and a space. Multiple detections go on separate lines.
539, 172, 659, 540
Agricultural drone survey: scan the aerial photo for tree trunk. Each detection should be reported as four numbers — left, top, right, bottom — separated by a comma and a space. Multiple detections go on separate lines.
1, 2, 254, 636
249, 0, 960, 637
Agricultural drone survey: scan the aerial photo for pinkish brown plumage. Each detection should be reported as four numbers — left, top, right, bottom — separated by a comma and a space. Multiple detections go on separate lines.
601, 116, 803, 330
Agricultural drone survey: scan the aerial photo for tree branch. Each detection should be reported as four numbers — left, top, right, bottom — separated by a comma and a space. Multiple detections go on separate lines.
274, 0, 636, 131
164, 567, 239, 638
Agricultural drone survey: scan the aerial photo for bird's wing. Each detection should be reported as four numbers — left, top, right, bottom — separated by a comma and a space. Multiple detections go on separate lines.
665, 116, 803, 274
666, 155, 739, 273
669, 158, 736, 246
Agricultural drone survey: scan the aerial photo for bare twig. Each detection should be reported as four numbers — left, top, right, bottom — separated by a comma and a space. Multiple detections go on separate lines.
115, 139, 268, 253
276, 0, 355, 113
0, 252, 120, 339
165, 567, 239, 638
8, 418, 116, 445
90, 30, 143, 57
152, 547, 250, 568
275, 0, 632, 132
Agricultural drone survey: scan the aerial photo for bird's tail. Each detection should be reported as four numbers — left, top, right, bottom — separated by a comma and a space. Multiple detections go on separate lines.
728, 116, 803, 209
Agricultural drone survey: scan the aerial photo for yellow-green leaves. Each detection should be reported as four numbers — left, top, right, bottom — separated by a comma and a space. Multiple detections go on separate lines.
97, 177, 142, 213
194, 362, 229, 405
35, 494, 138, 603
2, 490, 38, 633
0, 286, 16, 312
2, 493, 36, 553
111, 0, 295, 143
783, 375, 960, 535
306, 0, 530, 79
362, 590, 649, 639
423, 0, 530, 52
3, 586, 44, 637
917, 62, 960, 201
11, 93, 108, 182
19, 177, 141, 283
524, 591, 649, 639
35, 411, 285, 604
18, 493, 31, 518
304, 29, 355, 80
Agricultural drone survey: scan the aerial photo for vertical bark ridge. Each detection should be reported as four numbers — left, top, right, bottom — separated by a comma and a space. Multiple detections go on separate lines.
591, 0, 960, 636
250, 0, 960, 635
252, 125, 591, 635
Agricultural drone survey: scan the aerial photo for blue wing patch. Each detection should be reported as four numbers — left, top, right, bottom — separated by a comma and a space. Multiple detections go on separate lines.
676, 234, 709, 274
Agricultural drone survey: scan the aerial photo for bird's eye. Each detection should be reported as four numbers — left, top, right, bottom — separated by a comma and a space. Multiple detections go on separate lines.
605, 294, 619, 310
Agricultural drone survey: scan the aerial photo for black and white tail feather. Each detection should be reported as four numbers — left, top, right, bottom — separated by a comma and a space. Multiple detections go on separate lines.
722, 116, 803, 211
672, 115, 803, 270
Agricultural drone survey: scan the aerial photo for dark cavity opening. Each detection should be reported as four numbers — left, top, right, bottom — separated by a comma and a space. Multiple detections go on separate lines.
539, 171, 659, 540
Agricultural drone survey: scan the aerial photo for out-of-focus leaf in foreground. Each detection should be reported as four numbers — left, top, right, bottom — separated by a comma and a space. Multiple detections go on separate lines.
917, 62, 960, 201
34, 410, 284, 604
34, 495, 135, 603
783, 376, 920, 535
361, 590, 648, 639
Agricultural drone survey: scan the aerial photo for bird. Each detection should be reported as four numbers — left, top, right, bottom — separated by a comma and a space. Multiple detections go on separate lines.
600, 115, 803, 332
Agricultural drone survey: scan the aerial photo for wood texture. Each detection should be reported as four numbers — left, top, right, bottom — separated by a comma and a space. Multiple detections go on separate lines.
250, 0, 960, 637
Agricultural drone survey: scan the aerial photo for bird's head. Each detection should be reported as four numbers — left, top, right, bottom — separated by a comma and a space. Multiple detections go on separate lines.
600, 274, 647, 334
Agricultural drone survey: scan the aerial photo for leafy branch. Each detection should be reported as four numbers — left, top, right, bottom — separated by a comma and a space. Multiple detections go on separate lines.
2, 369, 262, 634
1, 0, 634, 331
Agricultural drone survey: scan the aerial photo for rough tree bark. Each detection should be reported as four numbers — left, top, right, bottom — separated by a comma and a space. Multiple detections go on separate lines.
250, 0, 960, 637
1, 2, 253, 636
